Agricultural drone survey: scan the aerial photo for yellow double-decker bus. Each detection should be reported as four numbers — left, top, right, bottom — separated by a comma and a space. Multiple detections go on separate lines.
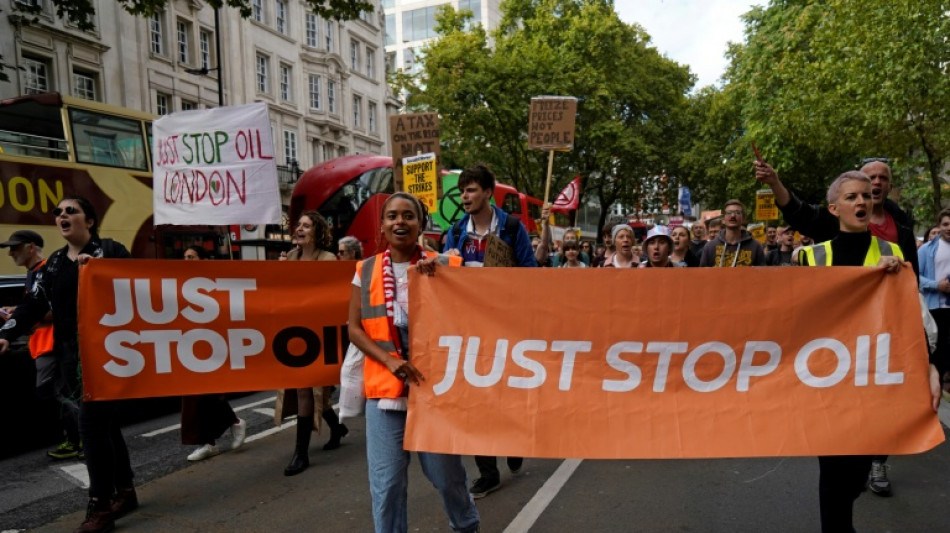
0, 92, 223, 276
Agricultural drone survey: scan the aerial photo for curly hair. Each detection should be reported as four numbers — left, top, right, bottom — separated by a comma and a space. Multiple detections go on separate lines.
290, 210, 333, 258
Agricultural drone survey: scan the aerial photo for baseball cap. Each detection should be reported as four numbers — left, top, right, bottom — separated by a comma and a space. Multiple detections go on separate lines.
0, 230, 44, 248
644, 225, 673, 246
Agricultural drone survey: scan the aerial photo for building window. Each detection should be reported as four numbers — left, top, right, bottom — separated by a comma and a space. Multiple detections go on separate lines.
359, 6, 372, 24
306, 13, 318, 47
181, 100, 196, 111
177, 19, 191, 64
149, 12, 165, 55
327, 80, 336, 113
338, 146, 346, 158
73, 71, 97, 101
275, 0, 287, 34
459, 0, 483, 26
385, 51, 396, 73
325, 20, 334, 51
199, 30, 212, 70
322, 143, 333, 162
384, 14, 395, 46
280, 64, 291, 101
156, 93, 170, 115
366, 47, 375, 78
403, 6, 440, 42
23, 57, 50, 94
283, 130, 298, 165
256, 54, 269, 94
308, 74, 321, 109
368, 101, 377, 132
353, 95, 362, 128
252, 0, 263, 22
350, 40, 360, 71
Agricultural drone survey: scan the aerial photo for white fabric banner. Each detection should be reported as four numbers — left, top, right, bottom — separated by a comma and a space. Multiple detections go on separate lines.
152, 102, 281, 225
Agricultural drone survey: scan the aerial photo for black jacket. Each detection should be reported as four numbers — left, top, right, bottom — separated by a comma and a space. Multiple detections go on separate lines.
779, 194, 918, 277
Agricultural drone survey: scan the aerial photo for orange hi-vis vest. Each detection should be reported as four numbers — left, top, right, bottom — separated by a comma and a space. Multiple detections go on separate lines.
27, 258, 54, 359
357, 251, 461, 399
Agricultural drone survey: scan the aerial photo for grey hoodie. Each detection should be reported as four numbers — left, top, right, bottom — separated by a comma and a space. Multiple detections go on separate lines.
699, 229, 766, 267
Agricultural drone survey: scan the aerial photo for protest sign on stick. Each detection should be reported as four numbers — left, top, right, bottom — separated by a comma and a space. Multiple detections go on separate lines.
403, 153, 439, 214
528, 96, 578, 235
756, 189, 778, 221
152, 102, 281, 225
390, 113, 442, 196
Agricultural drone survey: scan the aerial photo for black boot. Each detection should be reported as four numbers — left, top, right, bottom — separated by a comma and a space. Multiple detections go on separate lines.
284, 415, 313, 476
322, 408, 349, 450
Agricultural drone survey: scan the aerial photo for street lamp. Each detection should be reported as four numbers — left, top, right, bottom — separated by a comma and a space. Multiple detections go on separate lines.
184, 8, 224, 106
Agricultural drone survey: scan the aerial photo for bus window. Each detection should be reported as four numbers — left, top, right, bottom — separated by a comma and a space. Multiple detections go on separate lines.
0, 97, 68, 159
528, 201, 542, 221
69, 108, 148, 170
502, 193, 521, 215
320, 166, 394, 243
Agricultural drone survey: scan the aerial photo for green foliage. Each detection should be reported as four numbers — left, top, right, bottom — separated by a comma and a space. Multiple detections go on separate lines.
715, 0, 950, 221
41, 0, 373, 31
415, 0, 693, 230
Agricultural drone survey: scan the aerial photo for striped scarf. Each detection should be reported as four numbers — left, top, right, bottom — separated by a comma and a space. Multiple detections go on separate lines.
381, 245, 424, 357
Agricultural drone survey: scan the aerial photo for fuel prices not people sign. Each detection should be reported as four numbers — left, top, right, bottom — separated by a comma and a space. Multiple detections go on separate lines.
402, 153, 438, 213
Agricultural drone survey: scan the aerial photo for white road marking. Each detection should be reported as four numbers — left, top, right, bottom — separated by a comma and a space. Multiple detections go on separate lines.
58, 462, 90, 489
141, 396, 276, 437
246, 420, 295, 443
254, 407, 275, 417
503, 459, 583, 533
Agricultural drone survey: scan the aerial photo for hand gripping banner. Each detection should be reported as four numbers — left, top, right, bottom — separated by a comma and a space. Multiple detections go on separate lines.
404, 267, 944, 458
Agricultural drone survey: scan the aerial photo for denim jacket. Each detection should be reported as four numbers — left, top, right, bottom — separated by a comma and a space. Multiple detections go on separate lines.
918, 238, 946, 310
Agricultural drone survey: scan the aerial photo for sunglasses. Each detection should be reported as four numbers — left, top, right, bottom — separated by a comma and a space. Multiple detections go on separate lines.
52, 206, 81, 217
861, 157, 890, 165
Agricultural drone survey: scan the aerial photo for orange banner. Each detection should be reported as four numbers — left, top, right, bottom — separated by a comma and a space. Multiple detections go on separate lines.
78, 259, 353, 400
405, 267, 944, 458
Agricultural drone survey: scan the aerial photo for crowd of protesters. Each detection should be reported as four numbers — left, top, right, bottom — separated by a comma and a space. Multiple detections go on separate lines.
1, 154, 946, 533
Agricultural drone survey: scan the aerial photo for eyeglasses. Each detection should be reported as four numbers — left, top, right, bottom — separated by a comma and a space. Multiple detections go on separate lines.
723, 210, 743, 217
861, 157, 891, 165
52, 206, 81, 217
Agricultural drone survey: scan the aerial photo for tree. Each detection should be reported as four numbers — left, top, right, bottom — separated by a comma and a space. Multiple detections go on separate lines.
723, 0, 950, 223
34, 0, 372, 32
415, 0, 693, 232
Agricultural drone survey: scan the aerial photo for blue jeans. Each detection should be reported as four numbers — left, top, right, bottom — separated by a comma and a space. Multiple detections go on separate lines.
366, 399, 479, 533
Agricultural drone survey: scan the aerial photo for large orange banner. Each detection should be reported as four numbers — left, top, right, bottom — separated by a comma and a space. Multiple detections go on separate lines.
405, 267, 945, 458
78, 259, 353, 400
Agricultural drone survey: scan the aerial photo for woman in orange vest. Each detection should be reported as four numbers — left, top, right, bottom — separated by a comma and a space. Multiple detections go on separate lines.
278, 210, 349, 476
348, 192, 479, 533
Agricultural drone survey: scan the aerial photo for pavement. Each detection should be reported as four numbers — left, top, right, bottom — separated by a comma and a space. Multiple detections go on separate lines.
20, 404, 950, 532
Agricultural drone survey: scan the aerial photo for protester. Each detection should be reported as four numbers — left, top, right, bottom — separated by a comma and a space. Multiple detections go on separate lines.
278, 211, 348, 476
600, 222, 617, 265
705, 218, 723, 241
755, 158, 918, 276
0, 230, 75, 459
689, 222, 707, 257
699, 200, 766, 267
560, 241, 587, 268
592, 243, 607, 268
923, 225, 940, 244
766, 226, 797, 266
670, 226, 698, 267
580, 241, 593, 259
536, 206, 589, 266
756, 158, 919, 491
180, 246, 246, 462
798, 171, 940, 532
917, 208, 950, 402
603, 224, 638, 268
338, 235, 363, 261
442, 163, 534, 498
349, 192, 479, 533
639, 226, 681, 268
0, 196, 136, 533
764, 225, 778, 253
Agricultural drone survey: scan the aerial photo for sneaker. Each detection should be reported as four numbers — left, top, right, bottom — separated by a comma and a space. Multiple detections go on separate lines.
110, 487, 138, 519
507, 457, 524, 475
48, 440, 82, 460
73, 498, 114, 533
469, 477, 501, 499
868, 460, 892, 496
187, 443, 219, 461
231, 419, 247, 450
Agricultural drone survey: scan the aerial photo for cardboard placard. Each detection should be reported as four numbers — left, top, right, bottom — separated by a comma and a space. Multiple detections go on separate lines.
389, 113, 442, 195
528, 96, 578, 150
483, 234, 514, 267
756, 189, 778, 220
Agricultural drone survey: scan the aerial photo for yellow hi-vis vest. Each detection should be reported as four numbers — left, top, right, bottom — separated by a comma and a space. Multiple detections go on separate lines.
357, 251, 461, 399
802, 236, 902, 267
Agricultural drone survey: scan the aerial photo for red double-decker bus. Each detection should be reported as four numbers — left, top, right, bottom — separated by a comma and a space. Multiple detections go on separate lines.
290, 154, 564, 258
